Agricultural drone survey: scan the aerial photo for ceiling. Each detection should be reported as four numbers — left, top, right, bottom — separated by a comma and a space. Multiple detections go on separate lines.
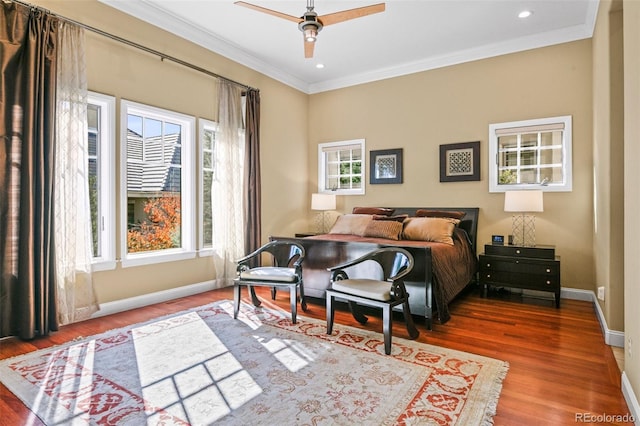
98, 0, 599, 94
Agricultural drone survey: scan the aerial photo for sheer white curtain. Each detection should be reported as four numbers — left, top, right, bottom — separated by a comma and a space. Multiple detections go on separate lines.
54, 22, 99, 324
211, 81, 246, 287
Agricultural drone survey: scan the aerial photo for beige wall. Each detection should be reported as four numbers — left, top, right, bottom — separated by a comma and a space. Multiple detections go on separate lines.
34, 0, 309, 303
592, 0, 625, 331
624, 0, 640, 407
309, 40, 595, 292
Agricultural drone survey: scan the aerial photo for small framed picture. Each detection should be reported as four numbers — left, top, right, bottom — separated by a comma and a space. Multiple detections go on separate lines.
370, 148, 403, 184
439, 141, 480, 182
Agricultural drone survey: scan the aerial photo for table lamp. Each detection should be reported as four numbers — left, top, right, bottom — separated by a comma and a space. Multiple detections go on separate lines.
311, 193, 336, 233
504, 190, 543, 246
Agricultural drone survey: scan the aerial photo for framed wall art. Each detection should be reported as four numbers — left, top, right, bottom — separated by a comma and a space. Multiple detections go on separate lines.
370, 148, 403, 184
439, 141, 480, 182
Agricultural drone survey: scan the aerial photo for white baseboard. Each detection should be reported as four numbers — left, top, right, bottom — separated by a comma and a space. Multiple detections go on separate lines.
561, 287, 625, 347
622, 373, 640, 425
91, 280, 217, 318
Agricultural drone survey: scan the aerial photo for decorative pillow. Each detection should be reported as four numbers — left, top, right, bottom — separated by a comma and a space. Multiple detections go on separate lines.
363, 220, 403, 240
372, 214, 408, 222
415, 209, 466, 220
352, 207, 395, 216
329, 214, 373, 236
402, 217, 460, 245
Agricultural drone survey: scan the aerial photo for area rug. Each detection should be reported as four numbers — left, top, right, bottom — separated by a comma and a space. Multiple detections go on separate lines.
0, 300, 508, 425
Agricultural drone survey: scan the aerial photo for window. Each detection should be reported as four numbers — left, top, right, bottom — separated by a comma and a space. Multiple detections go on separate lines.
489, 115, 572, 192
199, 119, 217, 254
88, 92, 116, 271
120, 100, 196, 267
318, 139, 365, 195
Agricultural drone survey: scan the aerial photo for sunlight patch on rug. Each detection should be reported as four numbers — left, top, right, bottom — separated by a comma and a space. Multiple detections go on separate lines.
0, 300, 509, 425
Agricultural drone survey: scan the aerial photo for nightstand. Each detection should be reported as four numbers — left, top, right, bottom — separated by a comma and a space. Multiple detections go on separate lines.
479, 244, 560, 307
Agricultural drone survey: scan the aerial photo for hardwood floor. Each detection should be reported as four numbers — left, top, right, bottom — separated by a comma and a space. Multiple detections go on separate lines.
0, 286, 633, 425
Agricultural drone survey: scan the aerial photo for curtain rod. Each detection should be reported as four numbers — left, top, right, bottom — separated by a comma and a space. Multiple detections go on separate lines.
10, 0, 258, 92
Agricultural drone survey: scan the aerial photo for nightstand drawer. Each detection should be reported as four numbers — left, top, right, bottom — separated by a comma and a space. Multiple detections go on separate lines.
479, 270, 559, 290
479, 258, 559, 275
484, 244, 555, 259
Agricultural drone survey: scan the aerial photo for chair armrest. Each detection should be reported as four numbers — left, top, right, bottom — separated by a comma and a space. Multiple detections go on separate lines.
388, 265, 412, 282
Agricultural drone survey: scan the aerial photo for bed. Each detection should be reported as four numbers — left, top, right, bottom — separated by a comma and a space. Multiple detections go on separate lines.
270, 207, 479, 329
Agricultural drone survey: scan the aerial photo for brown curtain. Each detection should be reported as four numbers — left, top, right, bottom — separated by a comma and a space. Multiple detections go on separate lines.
244, 89, 261, 256
0, 2, 59, 339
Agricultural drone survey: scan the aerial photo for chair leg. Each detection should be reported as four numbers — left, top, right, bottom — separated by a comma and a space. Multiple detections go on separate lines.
299, 283, 307, 311
348, 301, 368, 325
402, 300, 420, 340
326, 294, 335, 335
249, 286, 261, 307
289, 286, 298, 324
382, 305, 392, 355
271, 287, 277, 300
233, 285, 241, 319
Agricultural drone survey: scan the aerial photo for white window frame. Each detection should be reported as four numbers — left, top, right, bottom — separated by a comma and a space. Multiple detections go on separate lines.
199, 119, 217, 257
489, 115, 573, 192
88, 92, 116, 271
120, 100, 196, 267
318, 139, 365, 195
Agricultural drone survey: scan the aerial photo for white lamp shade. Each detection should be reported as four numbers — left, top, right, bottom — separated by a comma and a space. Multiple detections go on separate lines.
311, 193, 336, 211
504, 190, 544, 212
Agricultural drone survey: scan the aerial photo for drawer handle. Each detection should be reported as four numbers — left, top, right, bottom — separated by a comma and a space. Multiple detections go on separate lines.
486, 274, 491, 278
546, 268, 551, 273
486, 263, 491, 267
516, 249, 521, 254
515, 260, 519, 264
546, 280, 551, 285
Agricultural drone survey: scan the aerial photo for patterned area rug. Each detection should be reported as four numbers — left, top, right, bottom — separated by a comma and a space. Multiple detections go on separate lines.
0, 300, 508, 425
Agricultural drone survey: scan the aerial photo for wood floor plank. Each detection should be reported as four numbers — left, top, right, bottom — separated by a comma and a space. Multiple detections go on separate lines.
0, 285, 633, 425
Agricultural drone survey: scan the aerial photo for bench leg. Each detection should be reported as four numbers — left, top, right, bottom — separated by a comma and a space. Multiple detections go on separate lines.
348, 301, 369, 325
248, 285, 261, 307
299, 283, 307, 311
403, 300, 419, 340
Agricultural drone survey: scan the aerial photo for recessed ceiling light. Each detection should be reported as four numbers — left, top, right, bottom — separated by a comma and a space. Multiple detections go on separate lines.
316, 63, 325, 69
518, 10, 532, 19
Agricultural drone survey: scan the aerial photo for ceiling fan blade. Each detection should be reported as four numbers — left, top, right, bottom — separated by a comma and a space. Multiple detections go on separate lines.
318, 3, 385, 26
234, 1, 301, 23
304, 39, 315, 58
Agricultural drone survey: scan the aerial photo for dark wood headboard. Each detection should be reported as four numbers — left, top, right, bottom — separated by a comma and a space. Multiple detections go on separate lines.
384, 207, 480, 253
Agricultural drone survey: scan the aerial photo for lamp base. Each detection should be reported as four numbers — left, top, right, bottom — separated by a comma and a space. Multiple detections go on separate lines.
314, 212, 328, 234
511, 214, 537, 247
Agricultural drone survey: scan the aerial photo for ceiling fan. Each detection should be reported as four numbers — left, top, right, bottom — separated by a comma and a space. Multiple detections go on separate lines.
235, 0, 385, 58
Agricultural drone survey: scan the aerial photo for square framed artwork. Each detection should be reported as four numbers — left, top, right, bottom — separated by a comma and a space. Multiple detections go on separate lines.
370, 148, 403, 184
439, 141, 480, 182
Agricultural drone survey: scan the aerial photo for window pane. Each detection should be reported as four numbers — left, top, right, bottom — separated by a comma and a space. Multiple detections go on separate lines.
519, 150, 537, 166
203, 170, 213, 248
126, 113, 182, 254
521, 133, 538, 148
88, 104, 100, 258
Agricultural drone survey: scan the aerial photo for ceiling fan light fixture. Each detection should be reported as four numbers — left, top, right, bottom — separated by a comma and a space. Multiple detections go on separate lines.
304, 27, 317, 42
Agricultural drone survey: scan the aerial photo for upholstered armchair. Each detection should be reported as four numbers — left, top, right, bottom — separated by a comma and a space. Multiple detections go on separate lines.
326, 247, 419, 355
234, 240, 307, 323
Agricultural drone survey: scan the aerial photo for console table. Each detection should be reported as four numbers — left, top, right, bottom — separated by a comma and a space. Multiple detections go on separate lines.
479, 244, 560, 307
